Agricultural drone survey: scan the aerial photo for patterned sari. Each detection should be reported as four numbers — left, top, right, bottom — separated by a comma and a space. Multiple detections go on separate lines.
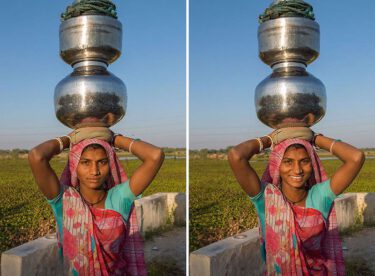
260, 139, 345, 275
59, 139, 147, 275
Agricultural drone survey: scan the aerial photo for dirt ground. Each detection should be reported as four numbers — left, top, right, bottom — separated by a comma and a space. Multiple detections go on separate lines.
142, 227, 375, 275
342, 227, 375, 275
144, 227, 186, 275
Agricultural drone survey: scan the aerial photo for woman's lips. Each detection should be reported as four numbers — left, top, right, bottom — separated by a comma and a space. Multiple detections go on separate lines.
290, 175, 303, 181
87, 178, 101, 182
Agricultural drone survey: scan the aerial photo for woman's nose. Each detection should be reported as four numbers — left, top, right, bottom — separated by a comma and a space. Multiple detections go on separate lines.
90, 163, 100, 175
293, 162, 302, 174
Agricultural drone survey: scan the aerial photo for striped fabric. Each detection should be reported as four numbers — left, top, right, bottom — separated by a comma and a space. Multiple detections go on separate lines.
59, 139, 147, 275
260, 139, 345, 275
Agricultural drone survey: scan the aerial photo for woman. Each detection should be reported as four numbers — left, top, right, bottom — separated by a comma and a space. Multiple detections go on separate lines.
29, 127, 164, 275
228, 127, 365, 275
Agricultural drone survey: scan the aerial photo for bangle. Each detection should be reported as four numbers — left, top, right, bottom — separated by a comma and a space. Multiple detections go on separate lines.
54, 137, 64, 152
313, 133, 323, 151
112, 133, 123, 147
128, 138, 141, 155
329, 140, 336, 154
265, 135, 274, 150
62, 135, 71, 150
255, 137, 263, 153
329, 139, 341, 154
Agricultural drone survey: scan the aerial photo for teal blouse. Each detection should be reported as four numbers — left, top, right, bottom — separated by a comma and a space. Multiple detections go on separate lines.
47, 180, 137, 243
249, 179, 337, 261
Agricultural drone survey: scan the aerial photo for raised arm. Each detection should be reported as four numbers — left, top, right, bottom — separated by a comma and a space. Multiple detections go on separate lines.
28, 137, 70, 199
114, 135, 164, 196
228, 137, 271, 197
228, 127, 314, 196
314, 135, 365, 195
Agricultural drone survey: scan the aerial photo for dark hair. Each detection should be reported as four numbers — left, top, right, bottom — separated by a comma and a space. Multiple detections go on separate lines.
285, 143, 306, 152
82, 143, 106, 154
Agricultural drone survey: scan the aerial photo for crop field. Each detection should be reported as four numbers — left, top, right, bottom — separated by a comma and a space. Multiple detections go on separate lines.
0, 157, 185, 254
189, 158, 375, 252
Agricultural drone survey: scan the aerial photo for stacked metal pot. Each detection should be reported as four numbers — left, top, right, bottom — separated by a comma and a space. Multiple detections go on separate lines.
255, 0, 326, 129
54, 2, 127, 129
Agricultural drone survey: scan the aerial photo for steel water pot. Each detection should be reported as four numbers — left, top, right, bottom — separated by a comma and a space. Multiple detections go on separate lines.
258, 17, 320, 67
60, 15, 122, 66
255, 63, 326, 129
54, 61, 127, 129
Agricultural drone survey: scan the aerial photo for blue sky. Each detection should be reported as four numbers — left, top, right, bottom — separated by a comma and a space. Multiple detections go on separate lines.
0, 1, 185, 149
190, 1, 375, 149
1, 1, 375, 150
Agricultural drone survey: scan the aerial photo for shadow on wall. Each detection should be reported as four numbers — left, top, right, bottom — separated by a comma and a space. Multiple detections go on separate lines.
171, 193, 186, 226
364, 193, 375, 226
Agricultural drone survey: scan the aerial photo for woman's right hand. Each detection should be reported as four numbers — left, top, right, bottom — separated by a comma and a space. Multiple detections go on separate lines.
268, 127, 313, 145
68, 127, 113, 145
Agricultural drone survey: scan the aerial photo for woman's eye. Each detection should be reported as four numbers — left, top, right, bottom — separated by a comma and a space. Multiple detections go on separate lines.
302, 159, 311, 165
80, 160, 89, 165
283, 160, 292, 165
100, 160, 108, 165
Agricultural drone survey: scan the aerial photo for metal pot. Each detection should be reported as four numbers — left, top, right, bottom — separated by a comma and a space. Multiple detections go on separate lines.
54, 61, 127, 129
255, 62, 326, 129
59, 15, 122, 66
258, 17, 320, 67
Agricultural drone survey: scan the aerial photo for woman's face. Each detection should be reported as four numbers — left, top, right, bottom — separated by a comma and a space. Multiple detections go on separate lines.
279, 146, 312, 189
76, 147, 110, 190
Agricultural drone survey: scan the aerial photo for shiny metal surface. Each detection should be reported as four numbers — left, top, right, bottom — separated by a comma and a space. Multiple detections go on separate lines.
54, 63, 127, 129
60, 15, 122, 66
258, 17, 319, 66
255, 64, 326, 129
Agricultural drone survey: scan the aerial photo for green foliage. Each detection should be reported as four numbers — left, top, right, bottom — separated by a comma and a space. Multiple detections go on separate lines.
148, 258, 185, 276
189, 158, 375, 252
345, 258, 374, 275
0, 158, 185, 254
120, 159, 185, 196
0, 158, 61, 253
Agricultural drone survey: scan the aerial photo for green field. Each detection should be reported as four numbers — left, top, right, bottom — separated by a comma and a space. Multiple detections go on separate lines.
0, 158, 185, 254
189, 158, 375, 252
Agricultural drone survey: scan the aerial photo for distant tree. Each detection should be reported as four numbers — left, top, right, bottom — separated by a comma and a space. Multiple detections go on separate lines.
199, 148, 208, 159
226, 146, 233, 152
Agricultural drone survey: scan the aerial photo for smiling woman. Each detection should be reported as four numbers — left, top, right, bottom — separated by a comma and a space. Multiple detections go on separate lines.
279, 144, 312, 205
228, 127, 365, 275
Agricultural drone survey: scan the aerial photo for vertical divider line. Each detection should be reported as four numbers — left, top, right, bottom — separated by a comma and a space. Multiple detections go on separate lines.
186, 0, 190, 274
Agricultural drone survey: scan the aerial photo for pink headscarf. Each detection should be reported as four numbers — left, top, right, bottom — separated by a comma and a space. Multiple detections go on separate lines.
60, 139, 147, 275
260, 139, 345, 275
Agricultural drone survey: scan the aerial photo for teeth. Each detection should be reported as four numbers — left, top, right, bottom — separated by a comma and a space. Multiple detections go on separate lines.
290, 176, 302, 179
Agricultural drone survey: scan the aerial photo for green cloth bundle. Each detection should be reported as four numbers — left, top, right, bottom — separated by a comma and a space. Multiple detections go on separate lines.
259, 0, 315, 23
61, 0, 117, 22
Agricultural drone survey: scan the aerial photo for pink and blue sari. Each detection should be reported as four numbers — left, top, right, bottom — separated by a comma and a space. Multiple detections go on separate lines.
260, 139, 345, 275
59, 139, 147, 275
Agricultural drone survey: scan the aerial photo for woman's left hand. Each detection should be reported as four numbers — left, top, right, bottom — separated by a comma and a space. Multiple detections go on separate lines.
68, 127, 113, 145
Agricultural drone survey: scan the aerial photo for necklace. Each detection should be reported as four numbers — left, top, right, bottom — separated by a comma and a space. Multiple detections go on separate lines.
285, 192, 307, 205
80, 190, 107, 206
281, 184, 308, 205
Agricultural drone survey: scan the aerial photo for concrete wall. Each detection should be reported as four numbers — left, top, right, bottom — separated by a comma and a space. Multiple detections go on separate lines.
190, 229, 264, 276
190, 192, 375, 276
1, 192, 186, 276
135, 192, 186, 234
356, 193, 375, 226
334, 193, 360, 231
1, 235, 65, 276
